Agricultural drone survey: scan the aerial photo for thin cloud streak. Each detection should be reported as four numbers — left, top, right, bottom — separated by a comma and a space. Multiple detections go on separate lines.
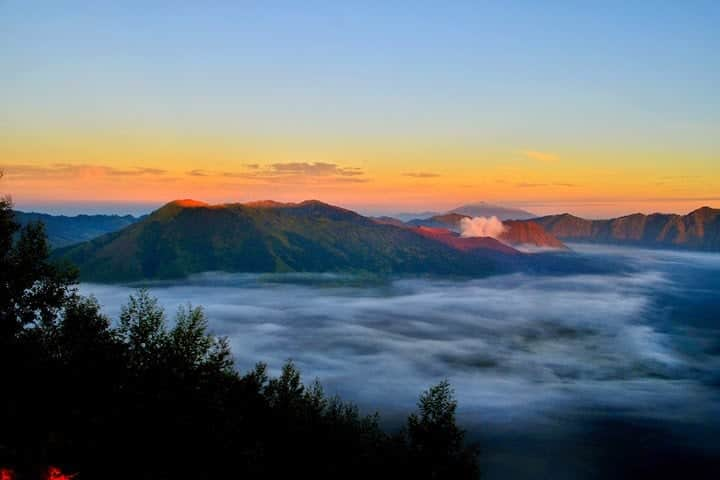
403, 172, 441, 178
184, 162, 367, 185
3, 163, 168, 179
522, 150, 559, 162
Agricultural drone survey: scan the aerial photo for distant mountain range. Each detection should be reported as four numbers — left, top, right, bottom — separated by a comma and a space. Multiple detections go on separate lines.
532, 207, 720, 250
14, 211, 141, 248
25, 202, 720, 282
392, 202, 536, 222
56, 200, 529, 282
449, 202, 536, 220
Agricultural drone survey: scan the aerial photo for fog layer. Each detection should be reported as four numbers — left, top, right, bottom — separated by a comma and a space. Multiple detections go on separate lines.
81, 244, 720, 478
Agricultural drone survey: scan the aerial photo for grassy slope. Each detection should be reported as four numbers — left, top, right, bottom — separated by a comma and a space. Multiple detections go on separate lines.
56, 201, 508, 282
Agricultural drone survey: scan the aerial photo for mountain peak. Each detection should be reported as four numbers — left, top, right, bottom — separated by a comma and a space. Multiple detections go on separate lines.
689, 206, 717, 215
450, 202, 535, 220
167, 199, 209, 208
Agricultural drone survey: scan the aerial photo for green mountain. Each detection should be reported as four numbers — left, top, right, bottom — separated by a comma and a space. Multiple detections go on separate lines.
531, 207, 720, 250
14, 211, 140, 248
56, 199, 522, 282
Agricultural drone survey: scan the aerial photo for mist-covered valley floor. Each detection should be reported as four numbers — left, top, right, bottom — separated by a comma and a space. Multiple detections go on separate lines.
81, 244, 720, 479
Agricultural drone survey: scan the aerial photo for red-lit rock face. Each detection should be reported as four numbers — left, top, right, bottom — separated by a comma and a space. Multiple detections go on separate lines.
0, 468, 15, 480
46, 467, 76, 480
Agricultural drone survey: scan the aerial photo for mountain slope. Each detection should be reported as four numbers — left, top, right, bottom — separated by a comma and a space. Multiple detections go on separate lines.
56, 200, 523, 282
531, 207, 720, 250
392, 202, 535, 222
501, 220, 568, 249
450, 202, 536, 220
14, 211, 140, 248
412, 226, 521, 255
407, 214, 567, 249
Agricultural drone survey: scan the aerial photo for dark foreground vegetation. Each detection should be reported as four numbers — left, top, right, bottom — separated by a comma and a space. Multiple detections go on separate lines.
0, 195, 479, 479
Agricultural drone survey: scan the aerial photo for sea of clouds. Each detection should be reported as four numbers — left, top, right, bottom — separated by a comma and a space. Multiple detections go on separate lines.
81, 244, 720, 478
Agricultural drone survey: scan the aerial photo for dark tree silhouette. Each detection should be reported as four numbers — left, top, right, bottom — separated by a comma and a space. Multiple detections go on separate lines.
0, 189, 480, 479
406, 380, 480, 479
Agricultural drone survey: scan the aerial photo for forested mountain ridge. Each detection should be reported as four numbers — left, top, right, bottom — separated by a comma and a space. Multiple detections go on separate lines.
14, 210, 140, 247
530, 207, 720, 250
56, 199, 520, 282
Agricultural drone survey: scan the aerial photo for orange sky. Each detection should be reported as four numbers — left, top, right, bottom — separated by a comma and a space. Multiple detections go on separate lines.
2, 130, 717, 218
2, 4, 718, 218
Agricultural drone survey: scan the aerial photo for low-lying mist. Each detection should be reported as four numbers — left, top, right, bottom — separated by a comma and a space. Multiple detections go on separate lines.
81, 244, 720, 478
460, 215, 506, 238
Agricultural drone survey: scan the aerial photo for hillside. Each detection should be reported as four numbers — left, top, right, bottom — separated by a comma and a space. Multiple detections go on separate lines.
56, 199, 525, 282
14, 211, 140, 248
532, 207, 720, 250
407, 214, 567, 249
412, 226, 521, 255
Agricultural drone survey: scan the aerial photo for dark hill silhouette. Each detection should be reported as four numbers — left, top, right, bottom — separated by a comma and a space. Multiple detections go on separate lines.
13, 210, 140, 247
1, 196, 480, 480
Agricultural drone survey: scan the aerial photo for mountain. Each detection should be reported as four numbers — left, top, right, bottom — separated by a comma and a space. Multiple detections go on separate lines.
56, 199, 526, 282
370, 216, 408, 228
407, 214, 567, 249
501, 220, 568, 249
412, 226, 521, 255
14, 210, 140, 248
391, 211, 442, 222
407, 213, 469, 230
531, 207, 720, 250
450, 202, 536, 220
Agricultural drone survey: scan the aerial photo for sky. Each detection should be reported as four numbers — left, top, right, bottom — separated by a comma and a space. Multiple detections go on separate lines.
1, 1, 718, 217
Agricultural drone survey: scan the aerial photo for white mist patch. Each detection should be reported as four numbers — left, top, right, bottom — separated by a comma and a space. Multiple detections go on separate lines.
513, 244, 567, 253
460, 216, 506, 239
80, 245, 720, 431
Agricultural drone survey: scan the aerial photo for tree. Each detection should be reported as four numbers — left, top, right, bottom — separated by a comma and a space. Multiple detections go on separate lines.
0, 179, 482, 478
169, 303, 233, 375
0, 193, 77, 339
265, 360, 305, 410
406, 380, 480, 479
118, 288, 167, 370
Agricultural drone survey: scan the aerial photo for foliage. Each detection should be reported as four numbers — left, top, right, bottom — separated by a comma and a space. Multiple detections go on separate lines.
0, 196, 480, 479
55, 200, 499, 282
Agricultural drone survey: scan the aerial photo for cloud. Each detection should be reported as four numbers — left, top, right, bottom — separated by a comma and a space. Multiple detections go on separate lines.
459, 216, 506, 238
327, 177, 370, 183
107, 167, 166, 176
403, 172, 440, 178
80, 245, 720, 433
516, 182, 547, 188
184, 162, 367, 184
3, 163, 167, 179
515, 182, 576, 188
270, 162, 363, 177
523, 150, 559, 162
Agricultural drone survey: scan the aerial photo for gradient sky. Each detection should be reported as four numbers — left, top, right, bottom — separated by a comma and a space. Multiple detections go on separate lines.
1, 1, 718, 217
